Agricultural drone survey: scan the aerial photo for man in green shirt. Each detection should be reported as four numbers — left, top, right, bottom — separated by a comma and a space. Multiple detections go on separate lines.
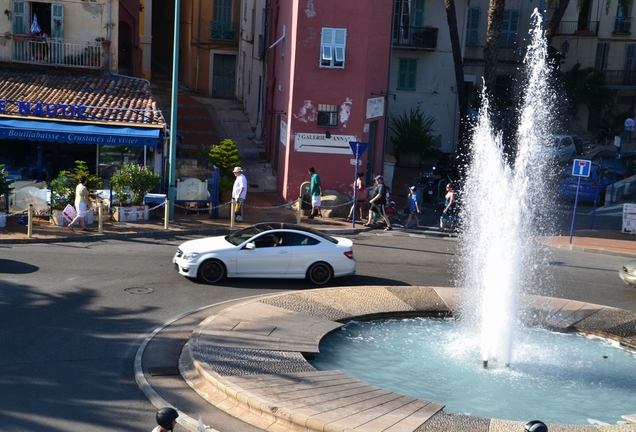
308, 166, 322, 219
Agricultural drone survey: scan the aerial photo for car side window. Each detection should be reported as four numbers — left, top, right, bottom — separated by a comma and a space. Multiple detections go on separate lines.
288, 232, 319, 246
253, 233, 286, 248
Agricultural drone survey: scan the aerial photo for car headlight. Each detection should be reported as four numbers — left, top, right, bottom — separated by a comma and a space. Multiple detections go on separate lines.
182, 252, 200, 261
625, 267, 636, 276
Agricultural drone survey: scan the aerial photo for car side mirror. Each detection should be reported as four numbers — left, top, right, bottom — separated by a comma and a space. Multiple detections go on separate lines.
245, 242, 255, 250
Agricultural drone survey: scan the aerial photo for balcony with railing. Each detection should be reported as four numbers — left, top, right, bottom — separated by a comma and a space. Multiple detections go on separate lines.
0, 36, 106, 69
600, 70, 636, 86
210, 20, 237, 41
548, 20, 599, 36
614, 17, 632, 33
392, 25, 438, 50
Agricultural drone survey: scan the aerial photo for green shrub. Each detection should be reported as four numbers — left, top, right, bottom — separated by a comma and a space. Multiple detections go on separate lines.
388, 106, 438, 159
49, 161, 102, 210
111, 163, 161, 206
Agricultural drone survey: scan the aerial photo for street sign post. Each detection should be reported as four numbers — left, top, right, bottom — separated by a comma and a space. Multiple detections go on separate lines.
349, 142, 368, 227
569, 159, 592, 244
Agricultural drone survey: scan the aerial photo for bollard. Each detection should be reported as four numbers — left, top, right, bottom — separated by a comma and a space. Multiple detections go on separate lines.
98, 202, 103, 234
230, 198, 235, 229
27, 204, 33, 238
297, 196, 302, 224
164, 198, 170, 230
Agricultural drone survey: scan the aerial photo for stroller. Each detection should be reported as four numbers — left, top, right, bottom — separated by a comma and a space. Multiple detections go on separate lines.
385, 201, 404, 226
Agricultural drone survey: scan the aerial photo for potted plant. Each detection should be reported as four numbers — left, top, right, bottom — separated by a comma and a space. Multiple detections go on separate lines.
110, 163, 160, 222
0, 164, 14, 228
49, 161, 102, 226
388, 105, 438, 168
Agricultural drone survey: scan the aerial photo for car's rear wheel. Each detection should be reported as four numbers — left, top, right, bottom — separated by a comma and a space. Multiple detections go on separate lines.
307, 262, 333, 285
198, 259, 226, 284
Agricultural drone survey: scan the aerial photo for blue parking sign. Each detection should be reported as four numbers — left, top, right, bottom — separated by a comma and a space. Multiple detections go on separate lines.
572, 159, 591, 177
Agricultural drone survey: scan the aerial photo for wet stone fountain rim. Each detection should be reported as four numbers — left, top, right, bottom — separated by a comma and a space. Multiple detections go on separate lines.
180, 286, 636, 432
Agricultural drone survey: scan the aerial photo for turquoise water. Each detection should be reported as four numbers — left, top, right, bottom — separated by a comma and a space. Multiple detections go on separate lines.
309, 318, 636, 425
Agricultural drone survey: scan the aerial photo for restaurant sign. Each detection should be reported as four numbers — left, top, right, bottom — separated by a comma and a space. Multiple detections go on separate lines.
0, 100, 91, 120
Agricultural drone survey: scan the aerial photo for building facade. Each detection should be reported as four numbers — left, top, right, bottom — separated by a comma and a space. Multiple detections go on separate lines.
264, 0, 393, 201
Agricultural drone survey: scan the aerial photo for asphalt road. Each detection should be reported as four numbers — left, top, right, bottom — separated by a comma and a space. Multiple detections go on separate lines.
0, 230, 634, 431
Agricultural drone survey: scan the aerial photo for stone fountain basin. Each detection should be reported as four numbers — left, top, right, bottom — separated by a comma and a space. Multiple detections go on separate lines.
180, 286, 636, 432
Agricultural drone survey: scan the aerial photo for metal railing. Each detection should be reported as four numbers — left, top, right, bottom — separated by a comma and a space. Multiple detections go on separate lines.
210, 20, 237, 41
547, 20, 599, 36
601, 69, 636, 85
0, 36, 106, 69
392, 25, 438, 50
614, 17, 632, 33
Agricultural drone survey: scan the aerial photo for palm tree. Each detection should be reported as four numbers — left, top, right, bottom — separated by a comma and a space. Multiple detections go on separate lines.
483, 0, 506, 103
443, 0, 470, 159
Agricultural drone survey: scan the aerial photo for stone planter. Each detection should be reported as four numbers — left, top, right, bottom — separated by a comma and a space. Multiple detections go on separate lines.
112, 205, 149, 222
0, 211, 6, 228
50, 209, 94, 226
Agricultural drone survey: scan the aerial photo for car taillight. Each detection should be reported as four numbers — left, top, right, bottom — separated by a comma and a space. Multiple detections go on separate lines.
344, 251, 354, 260
591, 180, 597, 189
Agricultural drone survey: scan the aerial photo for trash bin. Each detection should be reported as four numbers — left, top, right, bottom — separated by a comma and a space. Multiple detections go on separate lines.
300, 181, 312, 211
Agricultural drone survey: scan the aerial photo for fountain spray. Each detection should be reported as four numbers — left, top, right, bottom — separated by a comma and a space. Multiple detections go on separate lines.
460, 9, 557, 369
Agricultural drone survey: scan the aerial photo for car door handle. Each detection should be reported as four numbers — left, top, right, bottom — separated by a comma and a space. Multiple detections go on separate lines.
279, 250, 288, 254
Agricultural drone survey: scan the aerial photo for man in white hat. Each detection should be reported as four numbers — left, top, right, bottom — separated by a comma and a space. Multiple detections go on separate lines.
232, 167, 247, 222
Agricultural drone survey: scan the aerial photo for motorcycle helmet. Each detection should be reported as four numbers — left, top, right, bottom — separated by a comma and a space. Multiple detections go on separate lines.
156, 407, 179, 430
389, 201, 396, 207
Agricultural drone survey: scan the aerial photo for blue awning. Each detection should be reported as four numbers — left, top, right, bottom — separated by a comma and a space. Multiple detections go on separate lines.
0, 118, 161, 148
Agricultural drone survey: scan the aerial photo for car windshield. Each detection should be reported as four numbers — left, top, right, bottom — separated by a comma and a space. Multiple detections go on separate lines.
225, 222, 339, 245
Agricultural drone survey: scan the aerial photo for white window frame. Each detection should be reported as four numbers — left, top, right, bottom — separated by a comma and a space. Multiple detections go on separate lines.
320, 27, 346, 69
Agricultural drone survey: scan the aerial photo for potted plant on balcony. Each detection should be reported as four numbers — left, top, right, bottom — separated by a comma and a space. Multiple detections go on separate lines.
49, 161, 102, 226
110, 163, 160, 222
0, 163, 14, 228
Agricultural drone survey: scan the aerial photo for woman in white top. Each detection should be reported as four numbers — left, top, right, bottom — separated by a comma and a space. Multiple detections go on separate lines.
69, 175, 89, 232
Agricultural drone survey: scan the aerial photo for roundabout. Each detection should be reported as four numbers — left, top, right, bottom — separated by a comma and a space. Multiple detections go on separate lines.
135, 286, 636, 432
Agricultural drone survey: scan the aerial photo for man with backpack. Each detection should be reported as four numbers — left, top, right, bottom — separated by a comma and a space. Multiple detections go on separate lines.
364, 175, 392, 231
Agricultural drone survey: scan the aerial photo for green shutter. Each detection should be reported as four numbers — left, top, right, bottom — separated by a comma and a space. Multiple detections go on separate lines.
414, 0, 425, 27
407, 58, 417, 90
51, 4, 64, 38
466, 8, 480, 46
12, 0, 25, 35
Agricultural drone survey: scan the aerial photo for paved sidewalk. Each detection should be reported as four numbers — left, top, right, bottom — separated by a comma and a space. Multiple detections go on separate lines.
2, 192, 636, 259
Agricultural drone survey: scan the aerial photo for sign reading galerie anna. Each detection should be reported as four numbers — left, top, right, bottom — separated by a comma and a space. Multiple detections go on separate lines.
294, 132, 358, 154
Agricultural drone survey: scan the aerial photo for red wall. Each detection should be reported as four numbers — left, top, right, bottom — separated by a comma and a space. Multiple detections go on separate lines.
266, 0, 392, 201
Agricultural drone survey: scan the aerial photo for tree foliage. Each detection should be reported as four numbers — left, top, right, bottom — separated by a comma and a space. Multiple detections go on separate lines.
560, 63, 615, 116
110, 163, 161, 206
388, 106, 438, 159
207, 138, 242, 179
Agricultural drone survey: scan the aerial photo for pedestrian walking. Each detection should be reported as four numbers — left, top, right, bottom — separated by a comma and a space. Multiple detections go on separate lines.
69, 175, 89, 232
308, 166, 322, 218
625, 116, 635, 146
346, 172, 366, 221
153, 407, 178, 432
232, 166, 247, 222
364, 175, 392, 230
405, 185, 421, 229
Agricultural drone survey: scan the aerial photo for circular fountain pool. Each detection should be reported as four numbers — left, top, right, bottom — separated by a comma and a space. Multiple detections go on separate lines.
310, 318, 636, 425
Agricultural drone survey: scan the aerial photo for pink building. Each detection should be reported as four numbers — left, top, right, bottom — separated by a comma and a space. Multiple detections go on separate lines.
265, 0, 392, 202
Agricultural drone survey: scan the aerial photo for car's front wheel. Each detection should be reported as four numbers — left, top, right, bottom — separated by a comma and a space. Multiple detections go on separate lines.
307, 262, 333, 285
198, 259, 226, 284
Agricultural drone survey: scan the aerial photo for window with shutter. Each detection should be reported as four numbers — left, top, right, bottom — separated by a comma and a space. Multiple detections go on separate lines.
320, 27, 346, 69
466, 8, 480, 46
397, 58, 417, 91
500, 10, 519, 48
